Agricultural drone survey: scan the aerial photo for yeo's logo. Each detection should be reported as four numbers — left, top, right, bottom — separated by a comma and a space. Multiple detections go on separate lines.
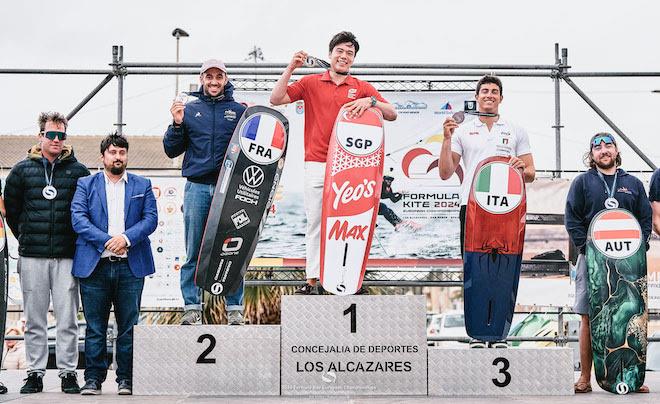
331, 179, 376, 210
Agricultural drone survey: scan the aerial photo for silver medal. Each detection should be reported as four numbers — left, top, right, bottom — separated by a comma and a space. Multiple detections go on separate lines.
604, 197, 619, 209
42, 185, 57, 200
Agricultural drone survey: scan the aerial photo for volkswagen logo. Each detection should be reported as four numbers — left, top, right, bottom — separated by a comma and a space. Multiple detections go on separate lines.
243, 165, 265, 188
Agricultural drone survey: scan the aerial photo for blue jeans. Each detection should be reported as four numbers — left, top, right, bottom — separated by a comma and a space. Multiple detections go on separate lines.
79, 260, 144, 383
182, 181, 244, 311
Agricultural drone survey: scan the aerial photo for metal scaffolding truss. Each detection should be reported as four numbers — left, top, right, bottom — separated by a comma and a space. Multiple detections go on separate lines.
0, 43, 657, 171
231, 78, 476, 92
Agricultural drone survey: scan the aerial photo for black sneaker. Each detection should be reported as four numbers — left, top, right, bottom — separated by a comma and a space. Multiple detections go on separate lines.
20, 373, 43, 394
61, 373, 81, 394
117, 380, 132, 395
0, 382, 7, 394
355, 286, 369, 295
294, 283, 318, 295
80, 379, 102, 395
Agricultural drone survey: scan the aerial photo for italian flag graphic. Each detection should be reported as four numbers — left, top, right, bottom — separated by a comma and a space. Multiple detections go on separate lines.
474, 162, 523, 214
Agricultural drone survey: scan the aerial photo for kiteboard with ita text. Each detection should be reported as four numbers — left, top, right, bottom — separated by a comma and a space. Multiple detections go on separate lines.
320, 107, 384, 296
463, 156, 526, 341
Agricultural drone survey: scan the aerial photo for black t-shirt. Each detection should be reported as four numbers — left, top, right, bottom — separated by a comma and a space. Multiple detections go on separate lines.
650, 169, 660, 202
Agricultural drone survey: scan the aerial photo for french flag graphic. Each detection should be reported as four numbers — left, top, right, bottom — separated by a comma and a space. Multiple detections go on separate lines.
241, 114, 285, 150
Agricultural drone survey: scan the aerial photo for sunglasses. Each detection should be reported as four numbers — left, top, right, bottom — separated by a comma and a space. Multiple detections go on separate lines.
591, 135, 614, 147
43, 131, 67, 141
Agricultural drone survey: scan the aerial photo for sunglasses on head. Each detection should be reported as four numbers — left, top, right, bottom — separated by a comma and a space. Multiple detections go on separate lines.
591, 135, 614, 147
43, 131, 67, 141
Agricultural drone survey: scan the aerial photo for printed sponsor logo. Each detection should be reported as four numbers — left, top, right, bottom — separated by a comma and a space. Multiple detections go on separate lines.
331, 179, 376, 210
474, 162, 523, 214
295, 101, 304, 115
152, 186, 161, 199
328, 220, 368, 241
243, 165, 264, 188
235, 193, 259, 205
210, 282, 224, 295
617, 187, 632, 195
591, 209, 642, 259
213, 259, 233, 283
224, 159, 234, 169
165, 187, 177, 198
393, 100, 428, 110
220, 237, 243, 256
239, 113, 286, 164
231, 209, 251, 229
347, 88, 358, 99
433, 102, 454, 116
195, 112, 202, 118
224, 109, 237, 121
230, 144, 240, 154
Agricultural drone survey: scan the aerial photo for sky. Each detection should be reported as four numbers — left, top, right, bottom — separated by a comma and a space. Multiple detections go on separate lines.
1, 0, 659, 173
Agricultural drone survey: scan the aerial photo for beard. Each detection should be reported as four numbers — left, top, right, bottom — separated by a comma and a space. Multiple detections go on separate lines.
108, 161, 126, 175
594, 155, 616, 170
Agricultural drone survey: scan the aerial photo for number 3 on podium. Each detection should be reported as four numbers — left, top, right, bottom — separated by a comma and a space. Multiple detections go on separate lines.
492, 357, 511, 387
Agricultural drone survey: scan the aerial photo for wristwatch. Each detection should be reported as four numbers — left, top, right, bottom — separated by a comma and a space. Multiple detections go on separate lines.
370, 96, 377, 107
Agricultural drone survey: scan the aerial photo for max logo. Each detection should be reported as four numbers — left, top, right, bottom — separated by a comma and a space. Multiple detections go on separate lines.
329, 220, 368, 241
331, 180, 376, 210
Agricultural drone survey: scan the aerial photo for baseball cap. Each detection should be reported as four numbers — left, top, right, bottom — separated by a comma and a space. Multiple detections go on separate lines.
590, 132, 616, 148
200, 59, 227, 75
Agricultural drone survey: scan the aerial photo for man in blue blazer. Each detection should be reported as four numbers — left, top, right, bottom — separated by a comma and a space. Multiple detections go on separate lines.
71, 134, 157, 396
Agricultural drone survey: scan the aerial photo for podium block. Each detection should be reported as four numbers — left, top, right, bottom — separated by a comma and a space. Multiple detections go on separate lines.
428, 347, 574, 396
281, 295, 427, 396
133, 325, 280, 395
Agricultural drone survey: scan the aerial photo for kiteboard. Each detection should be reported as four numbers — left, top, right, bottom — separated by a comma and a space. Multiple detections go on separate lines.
0, 214, 8, 362
586, 208, 647, 395
463, 156, 526, 342
195, 105, 289, 296
320, 107, 384, 296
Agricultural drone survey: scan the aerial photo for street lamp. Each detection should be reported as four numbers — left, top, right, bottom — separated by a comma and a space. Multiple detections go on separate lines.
172, 28, 189, 96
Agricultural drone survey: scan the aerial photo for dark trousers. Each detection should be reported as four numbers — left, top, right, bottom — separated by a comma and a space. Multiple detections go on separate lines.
80, 259, 144, 383
378, 202, 402, 227
459, 205, 467, 257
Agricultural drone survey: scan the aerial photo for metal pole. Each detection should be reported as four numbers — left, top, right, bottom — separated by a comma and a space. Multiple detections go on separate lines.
563, 76, 657, 170
175, 35, 180, 96
113, 46, 126, 136
66, 73, 114, 121
552, 44, 563, 178
557, 307, 566, 347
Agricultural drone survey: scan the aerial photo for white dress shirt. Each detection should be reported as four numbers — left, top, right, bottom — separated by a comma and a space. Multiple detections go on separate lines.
101, 171, 130, 258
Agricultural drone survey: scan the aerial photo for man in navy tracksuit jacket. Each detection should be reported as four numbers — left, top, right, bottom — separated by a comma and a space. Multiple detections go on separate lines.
163, 59, 246, 325
564, 132, 652, 393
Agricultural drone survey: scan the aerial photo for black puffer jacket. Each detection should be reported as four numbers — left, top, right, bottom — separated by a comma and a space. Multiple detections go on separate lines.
4, 145, 90, 258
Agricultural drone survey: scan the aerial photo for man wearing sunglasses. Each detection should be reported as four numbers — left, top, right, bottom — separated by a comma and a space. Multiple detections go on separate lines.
4, 112, 90, 394
565, 132, 652, 393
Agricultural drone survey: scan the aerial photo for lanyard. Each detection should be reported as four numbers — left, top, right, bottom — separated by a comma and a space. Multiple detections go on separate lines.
43, 160, 55, 187
597, 169, 619, 209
